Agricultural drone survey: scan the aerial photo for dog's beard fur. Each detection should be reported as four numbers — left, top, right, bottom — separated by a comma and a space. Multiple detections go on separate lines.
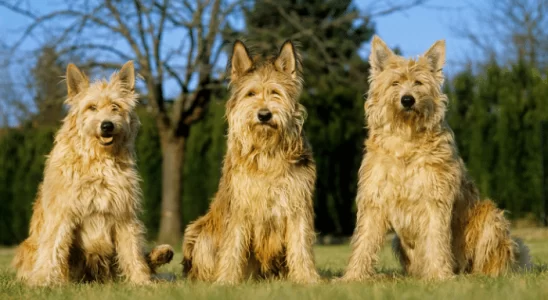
366, 37, 448, 135
367, 83, 447, 134
71, 102, 139, 155
228, 100, 306, 157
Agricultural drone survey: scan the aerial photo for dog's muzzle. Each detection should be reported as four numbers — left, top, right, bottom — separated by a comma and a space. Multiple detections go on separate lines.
401, 95, 416, 109
99, 121, 115, 146
257, 108, 273, 123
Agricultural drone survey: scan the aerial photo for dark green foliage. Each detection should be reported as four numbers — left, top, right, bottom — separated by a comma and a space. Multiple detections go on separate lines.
135, 108, 163, 238
447, 62, 548, 219
181, 99, 227, 229
135, 98, 227, 239
303, 87, 365, 234
0, 125, 55, 244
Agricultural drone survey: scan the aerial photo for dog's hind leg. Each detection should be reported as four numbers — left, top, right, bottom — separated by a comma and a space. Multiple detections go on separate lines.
182, 216, 217, 281
13, 191, 44, 282
26, 216, 75, 286
465, 200, 527, 275
12, 239, 38, 281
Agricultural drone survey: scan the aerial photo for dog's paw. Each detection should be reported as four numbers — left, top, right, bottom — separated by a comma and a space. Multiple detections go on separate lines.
333, 273, 374, 283
213, 275, 241, 285
422, 272, 455, 281
26, 268, 68, 287
289, 272, 322, 284
148, 244, 175, 266
127, 271, 153, 285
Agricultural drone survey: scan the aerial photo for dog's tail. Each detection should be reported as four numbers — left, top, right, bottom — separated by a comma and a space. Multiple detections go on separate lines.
465, 200, 531, 275
512, 237, 532, 272
145, 244, 174, 273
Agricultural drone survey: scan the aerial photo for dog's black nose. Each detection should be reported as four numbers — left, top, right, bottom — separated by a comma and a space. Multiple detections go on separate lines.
257, 109, 272, 122
401, 95, 416, 108
101, 121, 114, 133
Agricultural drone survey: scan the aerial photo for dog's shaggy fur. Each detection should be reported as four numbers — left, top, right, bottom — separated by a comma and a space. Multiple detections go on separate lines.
342, 36, 531, 281
12, 62, 174, 286
182, 40, 320, 284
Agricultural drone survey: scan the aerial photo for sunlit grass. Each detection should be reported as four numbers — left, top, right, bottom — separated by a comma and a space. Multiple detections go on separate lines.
1, 228, 547, 300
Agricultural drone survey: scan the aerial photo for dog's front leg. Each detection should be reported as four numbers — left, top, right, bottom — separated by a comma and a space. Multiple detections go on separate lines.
114, 220, 151, 284
341, 203, 388, 282
285, 209, 320, 284
214, 221, 249, 284
412, 200, 455, 280
27, 214, 74, 286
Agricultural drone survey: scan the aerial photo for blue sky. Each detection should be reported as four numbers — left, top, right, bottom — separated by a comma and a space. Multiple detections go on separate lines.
0, 0, 478, 96
359, 0, 476, 76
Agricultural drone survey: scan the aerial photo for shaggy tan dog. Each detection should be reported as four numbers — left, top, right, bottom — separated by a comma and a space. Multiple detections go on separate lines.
182, 40, 319, 284
342, 36, 531, 281
12, 62, 174, 286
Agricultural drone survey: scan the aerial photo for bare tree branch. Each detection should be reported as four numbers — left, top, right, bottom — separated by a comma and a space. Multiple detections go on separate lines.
454, 0, 548, 68
366, 0, 430, 17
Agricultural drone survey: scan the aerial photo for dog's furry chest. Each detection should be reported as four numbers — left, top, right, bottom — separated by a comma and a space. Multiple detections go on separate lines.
230, 170, 290, 225
365, 144, 461, 235
65, 161, 139, 217
366, 152, 432, 202
73, 213, 117, 259
228, 159, 304, 231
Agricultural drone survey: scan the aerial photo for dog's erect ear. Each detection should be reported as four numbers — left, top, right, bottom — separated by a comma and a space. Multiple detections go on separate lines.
275, 40, 299, 79
117, 61, 136, 92
423, 40, 446, 72
230, 40, 253, 81
66, 63, 89, 97
370, 35, 394, 72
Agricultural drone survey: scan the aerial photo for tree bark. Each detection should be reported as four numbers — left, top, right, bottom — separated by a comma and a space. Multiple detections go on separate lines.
157, 132, 185, 245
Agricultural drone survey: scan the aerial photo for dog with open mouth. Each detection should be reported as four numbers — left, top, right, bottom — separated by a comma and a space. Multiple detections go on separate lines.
12, 61, 174, 286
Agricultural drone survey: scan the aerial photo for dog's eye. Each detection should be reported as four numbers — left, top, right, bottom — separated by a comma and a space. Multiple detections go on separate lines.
414, 80, 423, 86
247, 91, 256, 97
391, 81, 399, 86
112, 104, 120, 111
88, 105, 97, 111
271, 90, 280, 96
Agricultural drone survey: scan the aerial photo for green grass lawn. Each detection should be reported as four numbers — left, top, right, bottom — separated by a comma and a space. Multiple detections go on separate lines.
1, 229, 547, 300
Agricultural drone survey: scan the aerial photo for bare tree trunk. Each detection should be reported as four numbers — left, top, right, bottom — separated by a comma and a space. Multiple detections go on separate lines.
157, 131, 185, 245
